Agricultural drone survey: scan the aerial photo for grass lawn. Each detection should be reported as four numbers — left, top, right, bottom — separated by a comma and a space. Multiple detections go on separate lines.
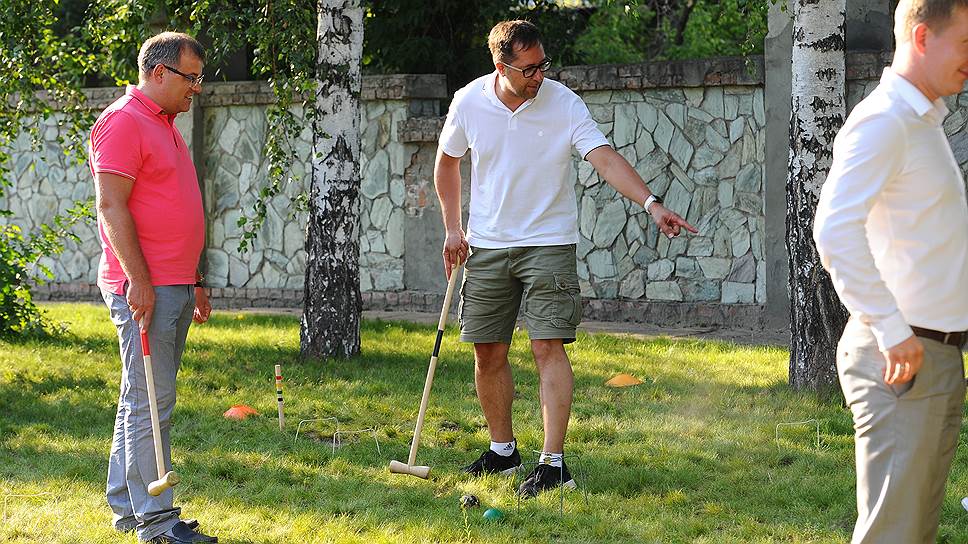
2, 303, 967, 543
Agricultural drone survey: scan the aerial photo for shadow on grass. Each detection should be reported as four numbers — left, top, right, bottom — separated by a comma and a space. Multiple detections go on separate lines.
0, 323, 118, 352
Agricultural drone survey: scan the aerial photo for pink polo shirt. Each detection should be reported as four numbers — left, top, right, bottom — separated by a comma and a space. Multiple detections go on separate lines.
89, 86, 204, 295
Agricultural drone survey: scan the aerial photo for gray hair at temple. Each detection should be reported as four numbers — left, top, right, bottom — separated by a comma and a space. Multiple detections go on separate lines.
137, 32, 205, 80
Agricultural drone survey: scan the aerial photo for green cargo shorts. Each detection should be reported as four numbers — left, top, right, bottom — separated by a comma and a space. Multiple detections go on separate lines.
458, 244, 582, 345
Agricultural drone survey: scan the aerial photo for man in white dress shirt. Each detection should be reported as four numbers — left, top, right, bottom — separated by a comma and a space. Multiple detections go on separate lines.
814, 1, 968, 542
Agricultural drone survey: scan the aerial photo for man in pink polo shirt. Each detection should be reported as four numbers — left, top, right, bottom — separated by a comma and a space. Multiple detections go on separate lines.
89, 32, 216, 544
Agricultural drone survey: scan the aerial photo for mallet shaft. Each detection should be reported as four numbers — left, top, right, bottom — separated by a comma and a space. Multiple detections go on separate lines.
140, 330, 167, 487
405, 264, 461, 466
275, 364, 285, 431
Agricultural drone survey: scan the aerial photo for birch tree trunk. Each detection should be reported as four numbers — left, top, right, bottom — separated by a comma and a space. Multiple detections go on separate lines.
301, 0, 364, 359
787, 0, 849, 390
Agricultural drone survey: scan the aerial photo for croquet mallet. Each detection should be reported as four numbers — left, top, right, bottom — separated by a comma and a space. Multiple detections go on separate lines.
389, 263, 463, 479
140, 328, 181, 496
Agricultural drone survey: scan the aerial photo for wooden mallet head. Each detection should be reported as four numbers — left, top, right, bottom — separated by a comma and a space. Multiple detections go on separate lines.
147, 470, 180, 496
388, 460, 430, 479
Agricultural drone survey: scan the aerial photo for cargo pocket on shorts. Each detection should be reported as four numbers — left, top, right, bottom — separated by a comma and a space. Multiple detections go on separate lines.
524, 275, 557, 324
552, 273, 582, 329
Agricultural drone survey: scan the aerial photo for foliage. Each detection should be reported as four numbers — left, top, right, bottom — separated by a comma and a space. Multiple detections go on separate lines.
0, 0, 99, 337
574, 0, 768, 65
573, 2, 658, 65
664, 0, 768, 60
361, 0, 593, 95
0, 205, 93, 337
80, 0, 162, 85
178, 0, 318, 252
363, 1, 767, 90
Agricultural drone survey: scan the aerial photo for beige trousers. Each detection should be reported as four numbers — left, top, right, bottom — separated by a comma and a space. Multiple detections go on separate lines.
837, 318, 965, 544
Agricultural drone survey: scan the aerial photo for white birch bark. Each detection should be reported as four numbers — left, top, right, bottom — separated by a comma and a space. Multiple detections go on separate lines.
787, 0, 849, 390
301, 0, 364, 358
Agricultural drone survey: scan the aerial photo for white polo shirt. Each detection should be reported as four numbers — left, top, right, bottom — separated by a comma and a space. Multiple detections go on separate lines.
814, 68, 968, 350
438, 71, 609, 248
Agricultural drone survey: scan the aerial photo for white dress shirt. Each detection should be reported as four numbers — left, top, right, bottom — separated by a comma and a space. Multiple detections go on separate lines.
815, 68, 968, 351
438, 72, 609, 248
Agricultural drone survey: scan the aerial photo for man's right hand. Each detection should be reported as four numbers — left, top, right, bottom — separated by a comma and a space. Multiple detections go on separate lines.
442, 228, 469, 279
127, 279, 156, 331
883, 334, 924, 385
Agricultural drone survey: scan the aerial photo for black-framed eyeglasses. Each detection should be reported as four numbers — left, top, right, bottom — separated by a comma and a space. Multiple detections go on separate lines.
162, 64, 204, 87
501, 57, 552, 79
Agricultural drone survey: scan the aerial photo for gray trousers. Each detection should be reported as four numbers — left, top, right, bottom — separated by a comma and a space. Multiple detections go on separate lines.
838, 318, 966, 544
102, 285, 194, 541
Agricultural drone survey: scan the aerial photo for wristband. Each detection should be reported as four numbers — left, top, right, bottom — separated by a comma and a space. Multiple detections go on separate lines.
643, 194, 663, 215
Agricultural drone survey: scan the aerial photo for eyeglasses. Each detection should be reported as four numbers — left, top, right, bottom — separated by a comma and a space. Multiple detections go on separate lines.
161, 64, 204, 87
501, 57, 552, 79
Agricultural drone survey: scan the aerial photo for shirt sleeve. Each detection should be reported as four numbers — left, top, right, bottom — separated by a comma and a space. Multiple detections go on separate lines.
90, 110, 142, 181
438, 100, 468, 159
570, 95, 610, 160
813, 111, 910, 351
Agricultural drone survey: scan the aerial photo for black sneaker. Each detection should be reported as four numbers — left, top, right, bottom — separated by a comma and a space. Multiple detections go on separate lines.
462, 448, 522, 476
517, 462, 577, 498
146, 520, 218, 543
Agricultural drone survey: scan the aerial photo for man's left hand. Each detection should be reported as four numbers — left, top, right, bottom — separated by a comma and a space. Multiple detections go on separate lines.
650, 204, 698, 238
193, 286, 212, 324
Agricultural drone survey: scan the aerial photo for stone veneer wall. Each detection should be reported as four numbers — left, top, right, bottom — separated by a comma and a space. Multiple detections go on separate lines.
17, 55, 928, 328
3, 88, 194, 285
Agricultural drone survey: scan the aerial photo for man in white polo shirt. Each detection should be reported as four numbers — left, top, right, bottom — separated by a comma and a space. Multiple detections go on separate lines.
435, 19, 696, 497
814, 1, 968, 541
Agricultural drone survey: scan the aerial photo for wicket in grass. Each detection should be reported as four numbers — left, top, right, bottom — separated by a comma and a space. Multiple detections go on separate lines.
275, 364, 285, 430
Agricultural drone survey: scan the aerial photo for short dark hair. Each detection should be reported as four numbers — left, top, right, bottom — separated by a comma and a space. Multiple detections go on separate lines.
895, 0, 968, 43
138, 32, 206, 79
487, 20, 542, 64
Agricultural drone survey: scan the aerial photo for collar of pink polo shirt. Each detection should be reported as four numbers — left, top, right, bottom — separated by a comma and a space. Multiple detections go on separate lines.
126, 85, 178, 126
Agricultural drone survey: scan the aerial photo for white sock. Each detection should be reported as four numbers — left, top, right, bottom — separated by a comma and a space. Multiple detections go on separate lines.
490, 439, 516, 457
538, 451, 563, 467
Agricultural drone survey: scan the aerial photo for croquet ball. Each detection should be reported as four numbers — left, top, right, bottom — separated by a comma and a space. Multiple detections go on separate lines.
459, 494, 479, 509
482, 508, 504, 521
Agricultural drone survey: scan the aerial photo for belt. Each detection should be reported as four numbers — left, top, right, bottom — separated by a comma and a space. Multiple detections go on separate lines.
910, 326, 968, 348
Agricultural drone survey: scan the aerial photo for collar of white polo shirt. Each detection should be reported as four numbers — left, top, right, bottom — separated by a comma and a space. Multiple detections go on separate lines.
481, 71, 542, 117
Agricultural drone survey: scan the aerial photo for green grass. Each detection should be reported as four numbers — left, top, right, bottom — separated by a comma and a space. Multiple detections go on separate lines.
1, 303, 967, 543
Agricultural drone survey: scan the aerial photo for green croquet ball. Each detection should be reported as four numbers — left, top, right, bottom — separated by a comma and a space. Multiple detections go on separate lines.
482, 508, 504, 521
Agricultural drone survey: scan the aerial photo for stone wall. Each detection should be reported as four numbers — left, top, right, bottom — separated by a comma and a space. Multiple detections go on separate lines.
3, 88, 194, 285
17, 58, 782, 327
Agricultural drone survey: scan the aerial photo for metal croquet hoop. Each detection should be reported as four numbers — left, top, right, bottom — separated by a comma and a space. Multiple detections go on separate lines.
294, 417, 382, 456
774, 419, 821, 451
515, 452, 589, 516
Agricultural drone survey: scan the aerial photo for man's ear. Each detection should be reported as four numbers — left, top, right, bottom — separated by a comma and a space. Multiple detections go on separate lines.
912, 22, 929, 55
150, 64, 166, 83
